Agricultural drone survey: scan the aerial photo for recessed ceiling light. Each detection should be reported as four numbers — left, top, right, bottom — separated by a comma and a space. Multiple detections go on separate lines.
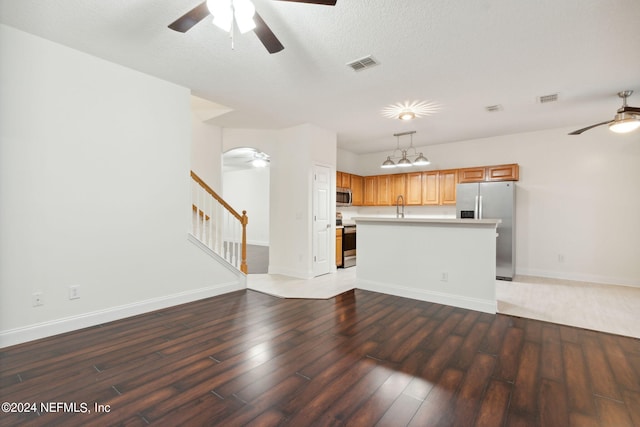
382, 100, 441, 120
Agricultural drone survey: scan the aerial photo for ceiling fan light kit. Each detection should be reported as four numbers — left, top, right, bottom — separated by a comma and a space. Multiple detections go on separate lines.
569, 90, 640, 135
609, 113, 640, 133
380, 131, 430, 169
169, 0, 336, 54
207, 0, 256, 34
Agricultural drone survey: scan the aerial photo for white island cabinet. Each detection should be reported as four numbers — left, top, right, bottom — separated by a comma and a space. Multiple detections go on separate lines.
354, 217, 501, 314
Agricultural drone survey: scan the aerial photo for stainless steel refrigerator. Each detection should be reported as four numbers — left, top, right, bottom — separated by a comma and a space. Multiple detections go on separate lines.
456, 181, 515, 280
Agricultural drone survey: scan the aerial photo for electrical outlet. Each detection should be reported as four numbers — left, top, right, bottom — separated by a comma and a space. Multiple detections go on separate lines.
69, 285, 80, 300
558, 254, 565, 263
32, 292, 44, 307
440, 272, 449, 282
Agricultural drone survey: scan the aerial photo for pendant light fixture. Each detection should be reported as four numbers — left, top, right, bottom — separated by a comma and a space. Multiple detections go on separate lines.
380, 131, 431, 169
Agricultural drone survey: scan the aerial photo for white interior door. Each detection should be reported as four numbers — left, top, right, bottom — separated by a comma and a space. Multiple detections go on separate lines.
312, 164, 332, 277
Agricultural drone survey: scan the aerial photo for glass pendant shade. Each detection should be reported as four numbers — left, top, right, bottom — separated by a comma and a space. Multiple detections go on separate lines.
609, 113, 640, 133
381, 156, 396, 168
398, 110, 415, 121
397, 151, 412, 167
233, 0, 256, 33
207, 0, 256, 33
413, 153, 430, 166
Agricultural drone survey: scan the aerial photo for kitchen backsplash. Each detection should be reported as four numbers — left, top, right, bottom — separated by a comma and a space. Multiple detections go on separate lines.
339, 205, 455, 220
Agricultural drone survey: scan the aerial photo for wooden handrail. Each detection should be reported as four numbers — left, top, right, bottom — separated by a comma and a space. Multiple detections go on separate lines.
190, 171, 243, 222
191, 171, 248, 274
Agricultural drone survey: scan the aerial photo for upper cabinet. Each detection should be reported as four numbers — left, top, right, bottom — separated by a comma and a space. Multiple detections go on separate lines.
458, 167, 486, 183
458, 164, 519, 183
487, 164, 519, 181
363, 176, 377, 206
337, 163, 517, 207
336, 171, 351, 188
351, 175, 364, 206
376, 175, 392, 206
439, 169, 458, 205
405, 173, 423, 205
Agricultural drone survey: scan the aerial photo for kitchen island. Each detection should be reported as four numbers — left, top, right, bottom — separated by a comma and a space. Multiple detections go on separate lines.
354, 217, 501, 314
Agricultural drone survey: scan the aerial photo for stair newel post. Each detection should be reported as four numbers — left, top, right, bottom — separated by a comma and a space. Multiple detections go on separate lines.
241, 210, 248, 274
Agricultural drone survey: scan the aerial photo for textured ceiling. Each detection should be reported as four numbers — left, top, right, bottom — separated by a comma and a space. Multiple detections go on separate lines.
1, 0, 639, 154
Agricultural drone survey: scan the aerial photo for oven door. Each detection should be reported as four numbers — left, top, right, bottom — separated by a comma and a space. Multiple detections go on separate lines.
342, 226, 356, 267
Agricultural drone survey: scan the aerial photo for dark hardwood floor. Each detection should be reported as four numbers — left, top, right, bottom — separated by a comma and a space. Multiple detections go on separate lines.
1, 289, 639, 426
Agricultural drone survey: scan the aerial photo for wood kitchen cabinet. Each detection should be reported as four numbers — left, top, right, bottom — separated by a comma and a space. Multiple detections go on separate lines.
341, 172, 351, 188
439, 169, 458, 205
391, 174, 406, 203
336, 171, 351, 188
363, 176, 376, 206
458, 167, 486, 183
350, 175, 364, 206
354, 163, 516, 207
422, 170, 457, 205
376, 175, 392, 205
405, 172, 423, 205
457, 164, 519, 183
422, 171, 440, 205
487, 164, 519, 181
335, 228, 343, 267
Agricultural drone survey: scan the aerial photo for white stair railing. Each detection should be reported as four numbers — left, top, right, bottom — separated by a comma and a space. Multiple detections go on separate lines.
190, 171, 248, 274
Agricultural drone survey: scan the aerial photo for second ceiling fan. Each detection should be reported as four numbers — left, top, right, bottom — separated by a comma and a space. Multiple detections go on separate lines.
168, 0, 337, 54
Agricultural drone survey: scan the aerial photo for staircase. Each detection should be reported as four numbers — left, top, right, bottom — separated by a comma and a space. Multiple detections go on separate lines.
190, 171, 248, 273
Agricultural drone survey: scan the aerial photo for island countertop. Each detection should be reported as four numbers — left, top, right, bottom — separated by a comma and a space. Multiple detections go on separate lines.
353, 217, 501, 226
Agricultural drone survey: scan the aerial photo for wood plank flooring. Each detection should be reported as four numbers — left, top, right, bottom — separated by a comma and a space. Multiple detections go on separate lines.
1, 289, 639, 426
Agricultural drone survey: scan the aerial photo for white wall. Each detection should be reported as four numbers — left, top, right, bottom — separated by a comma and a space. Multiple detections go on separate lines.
220, 125, 337, 278
223, 167, 270, 245
343, 127, 640, 286
0, 25, 244, 347
191, 115, 223, 191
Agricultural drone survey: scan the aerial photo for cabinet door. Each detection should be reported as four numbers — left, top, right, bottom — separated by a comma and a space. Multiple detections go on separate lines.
406, 172, 423, 205
439, 169, 458, 205
487, 164, 519, 181
341, 172, 351, 188
391, 174, 406, 202
376, 175, 392, 205
458, 167, 486, 183
336, 229, 343, 267
350, 175, 364, 206
422, 171, 440, 205
363, 176, 376, 206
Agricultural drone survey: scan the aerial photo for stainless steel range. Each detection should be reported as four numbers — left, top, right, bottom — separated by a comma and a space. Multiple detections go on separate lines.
342, 225, 356, 268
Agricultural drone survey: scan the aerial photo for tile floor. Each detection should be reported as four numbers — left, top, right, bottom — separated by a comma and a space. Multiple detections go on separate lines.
247, 268, 640, 339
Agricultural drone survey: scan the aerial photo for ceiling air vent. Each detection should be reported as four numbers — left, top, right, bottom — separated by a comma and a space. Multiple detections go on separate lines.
537, 93, 559, 104
485, 104, 503, 112
346, 55, 379, 72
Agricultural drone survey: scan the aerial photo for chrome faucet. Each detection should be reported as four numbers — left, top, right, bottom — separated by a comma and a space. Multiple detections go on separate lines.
396, 195, 405, 218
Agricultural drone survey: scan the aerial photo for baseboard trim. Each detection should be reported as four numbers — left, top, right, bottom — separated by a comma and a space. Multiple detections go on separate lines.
516, 268, 640, 288
357, 278, 497, 314
0, 281, 244, 349
267, 265, 314, 280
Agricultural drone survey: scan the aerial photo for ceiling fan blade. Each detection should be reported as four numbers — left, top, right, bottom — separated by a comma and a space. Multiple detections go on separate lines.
253, 11, 284, 54
168, 1, 210, 33
275, 0, 337, 5
621, 106, 640, 114
568, 120, 613, 135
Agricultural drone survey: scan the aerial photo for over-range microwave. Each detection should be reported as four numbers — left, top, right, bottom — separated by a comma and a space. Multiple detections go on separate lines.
336, 187, 352, 207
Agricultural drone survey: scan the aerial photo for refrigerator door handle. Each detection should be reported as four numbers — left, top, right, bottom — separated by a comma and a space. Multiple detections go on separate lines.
478, 195, 483, 219
474, 195, 479, 219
